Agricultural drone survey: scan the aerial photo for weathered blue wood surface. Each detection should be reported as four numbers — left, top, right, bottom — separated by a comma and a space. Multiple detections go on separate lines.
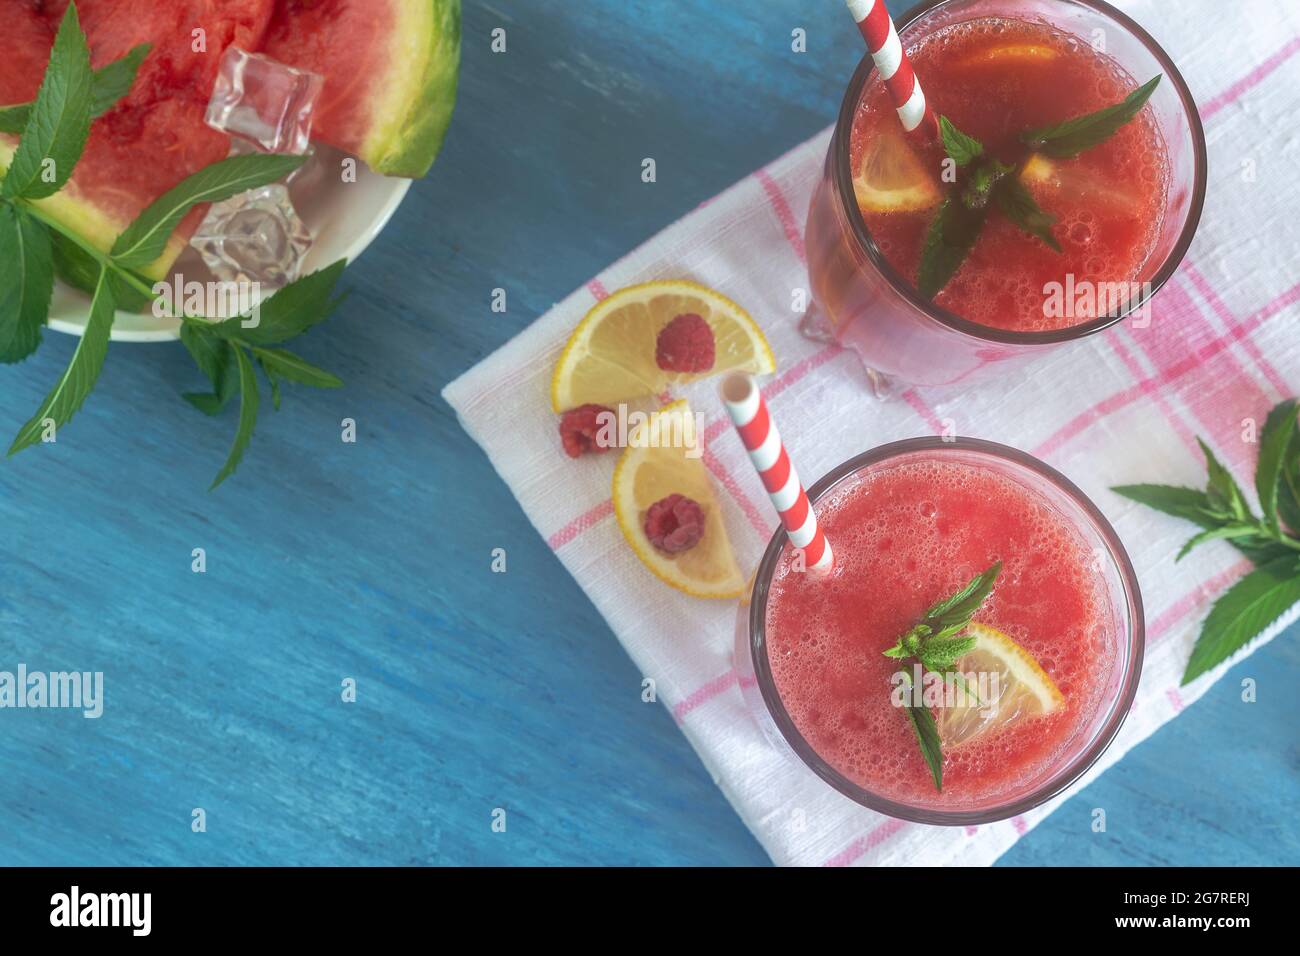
0, 0, 1294, 866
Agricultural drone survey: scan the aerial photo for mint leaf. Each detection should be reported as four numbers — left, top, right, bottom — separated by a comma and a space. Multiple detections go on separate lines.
917, 198, 987, 300
917, 634, 977, 672
1183, 555, 1300, 684
0, 204, 54, 364
898, 669, 944, 791
923, 560, 1003, 631
183, 392, 227, 416
251, 347, 343, 389
1112, 484, 1219, 524
1255, 399, 1299, 535
0, 43, 150, 135
995, 176, 1061, 251
939, 115, 983, 166
8, 263, 115, 455
1199, 438, 1251, 522
961, 158, 1014, 210
109, 153, 305, 269
1176, 524, 1268, 562
210, 345, 259, 490
1114, 482, 1294, 567
204, 260, 348, 345
1022, 75, 1161, 158
1280, 434, 1300, 535
88, 43, 150, 117
46, 230, 153, 311
258, 357, 283, 411
1, 3, 94, 201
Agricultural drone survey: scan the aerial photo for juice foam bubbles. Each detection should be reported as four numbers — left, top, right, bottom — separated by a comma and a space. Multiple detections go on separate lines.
765, 457, 1116, 809
850, 17, 1169, 332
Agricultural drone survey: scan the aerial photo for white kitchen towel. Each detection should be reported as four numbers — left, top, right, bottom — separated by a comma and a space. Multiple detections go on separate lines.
444, 0, 1300, 865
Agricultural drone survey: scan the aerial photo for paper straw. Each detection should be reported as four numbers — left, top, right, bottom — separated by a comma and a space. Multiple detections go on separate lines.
720, 374, 833, 574
845, 0, 937, 137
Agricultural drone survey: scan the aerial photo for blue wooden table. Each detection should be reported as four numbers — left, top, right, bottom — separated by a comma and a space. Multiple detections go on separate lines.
1, 0, 1295, 867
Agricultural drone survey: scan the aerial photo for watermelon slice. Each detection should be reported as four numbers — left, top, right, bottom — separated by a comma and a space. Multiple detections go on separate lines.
0, 0, 277, 277
262, 0, 461, 178
0, 0, 460, 280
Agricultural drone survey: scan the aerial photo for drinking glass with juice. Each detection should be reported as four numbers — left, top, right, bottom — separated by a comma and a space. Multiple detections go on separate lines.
805, 0, 1206, 390
734, 438, 1143, 823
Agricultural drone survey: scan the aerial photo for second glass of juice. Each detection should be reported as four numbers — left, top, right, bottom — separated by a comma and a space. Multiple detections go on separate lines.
805, 0, 1206, 389
735, 438, 1143, 824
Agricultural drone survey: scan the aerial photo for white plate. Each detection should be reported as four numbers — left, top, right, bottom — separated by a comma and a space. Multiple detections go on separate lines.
45, 152, 412, 343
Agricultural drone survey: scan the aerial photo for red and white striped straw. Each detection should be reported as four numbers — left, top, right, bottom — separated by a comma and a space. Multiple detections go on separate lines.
720, 374, 833, 574
845, 0, 937, 137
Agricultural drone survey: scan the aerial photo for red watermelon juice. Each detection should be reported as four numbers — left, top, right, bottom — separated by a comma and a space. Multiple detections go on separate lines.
743, 440, 1142, 821
848, 17, 1166, 332
804, 0, 1204, 388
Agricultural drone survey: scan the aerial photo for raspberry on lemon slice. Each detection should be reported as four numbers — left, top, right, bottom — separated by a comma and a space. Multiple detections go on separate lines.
853, 128, 941, 215
612, 400, 745, 599
935, 622, 1065, 747
550, 281, 775, 413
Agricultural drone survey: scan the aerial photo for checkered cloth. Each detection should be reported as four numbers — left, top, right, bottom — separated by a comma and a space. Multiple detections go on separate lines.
444, 0, 1300, 865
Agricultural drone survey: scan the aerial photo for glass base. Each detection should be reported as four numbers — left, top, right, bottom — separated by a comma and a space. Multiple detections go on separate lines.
797, 304, 837, 344
799, 303, 894, 400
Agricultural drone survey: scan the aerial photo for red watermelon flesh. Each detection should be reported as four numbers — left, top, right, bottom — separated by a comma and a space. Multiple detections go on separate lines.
263, 0, 461, 178
2, 0, 458, 276
0, 0, 275, 275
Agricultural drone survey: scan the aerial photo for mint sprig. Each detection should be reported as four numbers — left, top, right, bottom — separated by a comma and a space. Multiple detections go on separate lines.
882, 560, 1002, 791
1, 4, 93, 202
0, 43, 151, 135
0, 204, 54, 363
1022, 75, 1161, 159
917, 76, 1159, 299
1, 2, 348, 489
1115, 398, 1300, 684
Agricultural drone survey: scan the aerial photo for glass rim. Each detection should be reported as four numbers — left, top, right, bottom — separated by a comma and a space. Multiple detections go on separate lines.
832, 0, 1208, 346
747, 437, 1146, 826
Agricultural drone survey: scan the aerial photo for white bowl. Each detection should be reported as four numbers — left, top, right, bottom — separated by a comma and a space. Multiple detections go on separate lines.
45, 149, 412, 343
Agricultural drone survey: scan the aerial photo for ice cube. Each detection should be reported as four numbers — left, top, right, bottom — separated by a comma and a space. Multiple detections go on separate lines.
190, 184, 314, 291
205, 47, 324, 155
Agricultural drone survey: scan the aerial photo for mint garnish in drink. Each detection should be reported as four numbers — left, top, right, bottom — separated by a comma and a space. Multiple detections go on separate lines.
882, 560, 1003, 791
1115, 399, 1300, 684
0, 2, 347, 489
918, 75, 1161, 300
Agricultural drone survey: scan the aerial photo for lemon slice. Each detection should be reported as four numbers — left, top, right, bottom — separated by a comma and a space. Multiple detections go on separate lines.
935, 622, 1064, 747
959, 43, 1058, 68
611, 400, 745, 599
1020, 153, 1059, 187
1020, 153, 1136, 212
550, 280, 775, 413
853, 127, 941, 214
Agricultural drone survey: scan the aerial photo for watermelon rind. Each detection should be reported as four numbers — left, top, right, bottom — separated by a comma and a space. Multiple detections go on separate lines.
362, 0, 461, 178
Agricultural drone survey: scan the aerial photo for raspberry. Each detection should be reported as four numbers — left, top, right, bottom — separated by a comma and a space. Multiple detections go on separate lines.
655, 313, 715, 373
560, 404, 615, 458
643, 494, 706, 553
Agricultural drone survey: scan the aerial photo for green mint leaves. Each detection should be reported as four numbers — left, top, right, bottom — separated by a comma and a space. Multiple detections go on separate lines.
918, 75, 1160, 299
0, 43, 151, 135
918, 197, 987, 301
110, 153, 305, 270
1, 5, 94, 202
0, 204, 54, 363
1022, 75, 1161, 158
899, 669, 945, 792
9, 264, 115, 455
1, 2, 348, 489
882, 560, 1003, 790
1114, 398, 1300, 684
939, 116, 983, 167
995, 176, 1062, 252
